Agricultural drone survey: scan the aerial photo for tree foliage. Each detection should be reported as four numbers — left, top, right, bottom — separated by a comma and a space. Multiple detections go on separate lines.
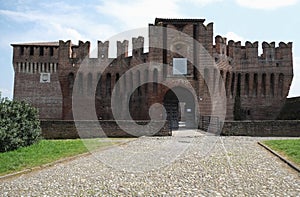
0, 97, 41, 152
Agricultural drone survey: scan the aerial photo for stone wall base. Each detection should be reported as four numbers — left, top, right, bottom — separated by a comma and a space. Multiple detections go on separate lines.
40, 120, 171, 139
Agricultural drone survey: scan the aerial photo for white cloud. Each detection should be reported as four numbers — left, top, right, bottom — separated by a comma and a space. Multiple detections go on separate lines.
288, 57, 300, 97
224, 32, 265, 54
224, 31, 245, 42
96, 0, 222, 29
181, 0, 223, 6
235, 0, 299, 10
0, 0, 222, 50
96, 0, 181, 29
0, 88, 12, 99
0, 6, 117, 56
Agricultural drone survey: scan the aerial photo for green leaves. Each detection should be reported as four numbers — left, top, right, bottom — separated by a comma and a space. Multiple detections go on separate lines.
0, 97, 41, 152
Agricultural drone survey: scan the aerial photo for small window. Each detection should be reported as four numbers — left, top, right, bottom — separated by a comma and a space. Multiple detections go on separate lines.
253, 73, 258, 97
20, 47, 24, 56
270, 73, 275, 97
261, 73, 266, 96
245, 73, 249, 96
87, 73, 93, 96
30, 46, 34, 56
68, 73, 74, 95
39, 47, 44, 56
173, 58, 187, 75
153, 69, 158, 95
50, 47, 54, 56
106, 73, 112, 97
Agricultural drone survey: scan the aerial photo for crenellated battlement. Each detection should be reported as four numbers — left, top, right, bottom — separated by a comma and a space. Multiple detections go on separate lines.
11, 42, 59, 60
117, 40, 129, 58
98, 41, 109, 59
260, 41, 292, 62
132, 36, 144, 56
57, 38, 146, 60
214, 36, 293, 65
12, 35, 293, 69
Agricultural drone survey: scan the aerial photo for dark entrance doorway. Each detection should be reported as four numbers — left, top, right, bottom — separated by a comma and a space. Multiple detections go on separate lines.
163, 87, 196, 130
164, 90, 179, 129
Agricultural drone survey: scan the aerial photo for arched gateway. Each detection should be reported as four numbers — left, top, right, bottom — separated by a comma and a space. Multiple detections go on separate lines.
163, 87, 197, 130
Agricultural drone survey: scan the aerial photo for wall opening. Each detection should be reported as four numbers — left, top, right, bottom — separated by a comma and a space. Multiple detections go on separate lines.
68, 73, 74, 96
78, 72, 83, 95
153, 69, 158, 95
137, 70, 141, 96
50, 47, 54, 56
213, 68, 217, 93
236, 73, 241, 97
270, 73, 275, 97
96, 73, 101, 97
225, 71, 230, 97
163, 87, 196, 130
87, 73, 93, 96
261, 73, 266, 97
278, 73, 284, 97
20, 47, 24, 56
219, 70, 224, 94
231, 72, 235, 97
39, 47, 44, 56
245, 73, 249, 96
144, 69, 148, 94
30, 46, 34, 56
204, 68, 209, 94
115, 73, 120, 95
106, 73, 112, 97
253, 73, 258, 97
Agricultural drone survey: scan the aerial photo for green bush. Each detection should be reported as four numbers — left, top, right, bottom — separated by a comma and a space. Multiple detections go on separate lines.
0, 97, 41, 152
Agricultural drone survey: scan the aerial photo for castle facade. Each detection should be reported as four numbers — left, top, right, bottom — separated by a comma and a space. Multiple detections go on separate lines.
11, 18, 293, 129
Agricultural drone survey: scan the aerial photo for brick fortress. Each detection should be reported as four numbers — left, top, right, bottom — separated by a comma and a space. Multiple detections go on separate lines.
11, 18, 293, 129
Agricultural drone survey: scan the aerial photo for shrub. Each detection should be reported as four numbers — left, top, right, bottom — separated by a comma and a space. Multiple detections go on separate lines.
0, 97, 41, 152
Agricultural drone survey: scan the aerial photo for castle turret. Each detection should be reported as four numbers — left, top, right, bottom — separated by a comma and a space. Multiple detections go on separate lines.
117, 40, 129, 59
215, 35, 227, 56
98, 41, 109, 59
11, 41, 62, 119
262, 41, 275, 61
245, 41, 258, 63
276, 42, 293, 63
132, 36, 144, 57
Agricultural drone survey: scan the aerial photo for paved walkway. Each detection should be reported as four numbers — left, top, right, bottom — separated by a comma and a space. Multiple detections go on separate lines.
1, 130, 299, 196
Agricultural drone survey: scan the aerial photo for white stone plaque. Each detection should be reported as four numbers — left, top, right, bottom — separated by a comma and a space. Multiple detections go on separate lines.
40, 73, 51, 83
173, 58, 187, 75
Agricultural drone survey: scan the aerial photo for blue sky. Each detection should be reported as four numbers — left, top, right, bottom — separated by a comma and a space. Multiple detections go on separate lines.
0, 0, 299, 98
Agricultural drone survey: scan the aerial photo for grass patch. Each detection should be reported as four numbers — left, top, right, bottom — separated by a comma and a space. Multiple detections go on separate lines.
0, 138, 125, 176
262, 139, 300, 166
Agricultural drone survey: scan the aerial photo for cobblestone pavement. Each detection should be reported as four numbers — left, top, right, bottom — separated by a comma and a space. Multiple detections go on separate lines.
1, 130, 299, 196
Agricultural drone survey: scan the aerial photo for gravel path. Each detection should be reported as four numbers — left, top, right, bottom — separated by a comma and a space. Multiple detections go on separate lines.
1, 130, 299, 196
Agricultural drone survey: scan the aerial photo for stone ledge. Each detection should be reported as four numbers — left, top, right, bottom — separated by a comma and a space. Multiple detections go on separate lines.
40, 120, 171, 139
221, 120, 300, 137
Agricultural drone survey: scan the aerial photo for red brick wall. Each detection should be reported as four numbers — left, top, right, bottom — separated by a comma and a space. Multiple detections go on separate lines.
12, 18, 293, 121
40, 120, 171, 139
12, 44, 62, 119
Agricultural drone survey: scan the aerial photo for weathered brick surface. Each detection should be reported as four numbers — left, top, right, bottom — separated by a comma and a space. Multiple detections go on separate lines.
40, 120, 171, 139
222, 120, 300, 137
11, 18, 293, 122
